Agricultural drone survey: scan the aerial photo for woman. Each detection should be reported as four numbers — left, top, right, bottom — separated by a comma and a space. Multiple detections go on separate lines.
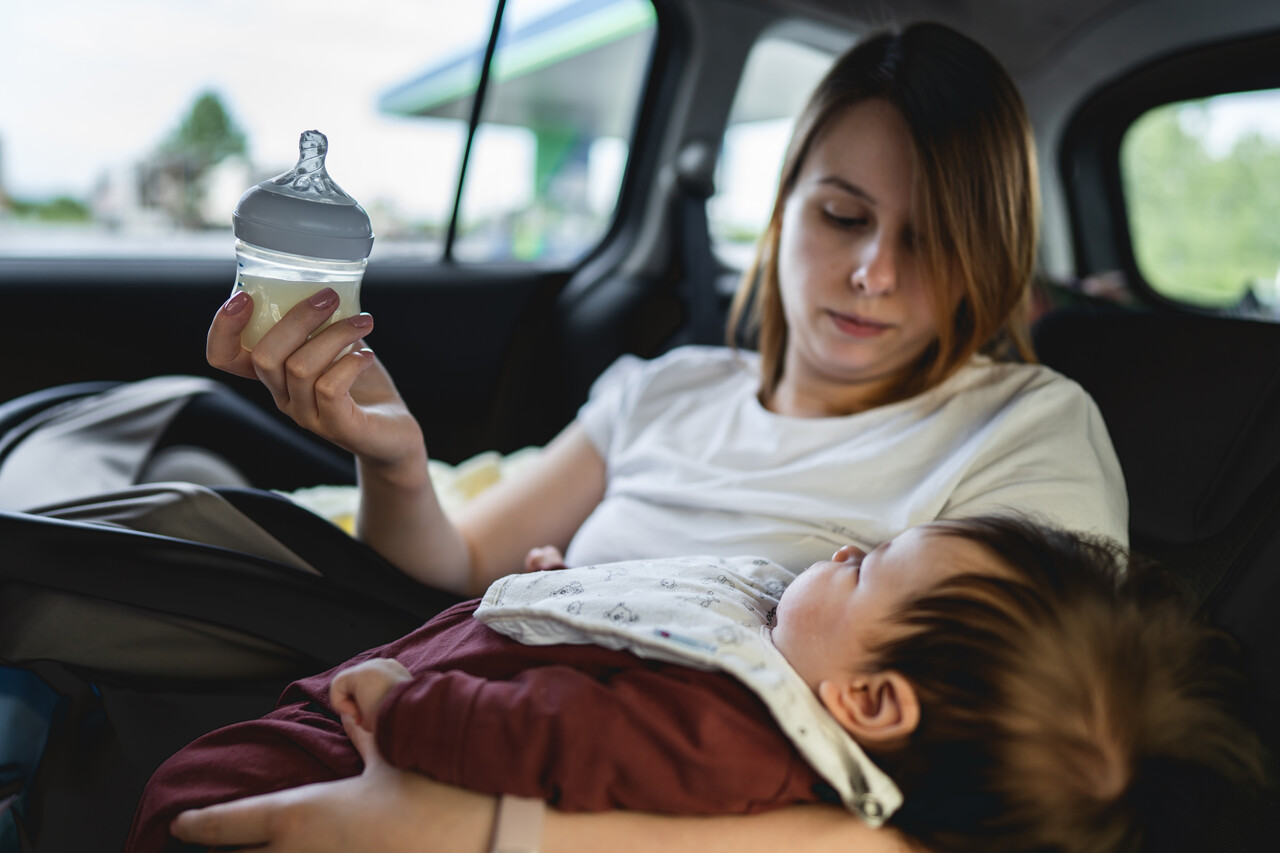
157, 20, 1126, 853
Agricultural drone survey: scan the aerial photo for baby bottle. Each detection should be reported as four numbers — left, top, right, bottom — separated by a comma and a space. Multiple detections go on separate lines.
231, 130, 374, 350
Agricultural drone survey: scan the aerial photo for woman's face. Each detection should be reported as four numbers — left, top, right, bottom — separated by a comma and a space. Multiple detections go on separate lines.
773, 98, 958, 415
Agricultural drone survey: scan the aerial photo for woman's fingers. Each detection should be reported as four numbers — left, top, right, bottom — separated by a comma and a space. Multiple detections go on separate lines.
249, 299, 373, 424
286, 320, 375, 424
206, 291, 258, 378
171, 787, 298, 849
248, 289, 345, 404
311, 346, 377, 425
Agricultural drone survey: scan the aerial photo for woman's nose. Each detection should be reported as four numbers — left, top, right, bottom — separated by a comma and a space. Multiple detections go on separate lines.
832, 544, 866, 563
851, 236, 897, 295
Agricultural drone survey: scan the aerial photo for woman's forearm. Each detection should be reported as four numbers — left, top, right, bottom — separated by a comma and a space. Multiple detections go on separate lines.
357, 445, 475, 595
171, 737, 919, 853
356, 421, 606, 597
541, 805, 918, 853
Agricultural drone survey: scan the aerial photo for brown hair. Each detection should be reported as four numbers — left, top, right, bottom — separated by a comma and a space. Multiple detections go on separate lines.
867, 515, 1265, 853
727, 22, 1038, 410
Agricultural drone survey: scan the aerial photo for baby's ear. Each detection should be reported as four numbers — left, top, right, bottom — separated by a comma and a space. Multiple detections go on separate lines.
818, 671, 920, 748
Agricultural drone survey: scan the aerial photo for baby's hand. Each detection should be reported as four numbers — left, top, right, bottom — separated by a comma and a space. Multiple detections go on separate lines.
329, 658, 412, 733
524, 545, 567, 572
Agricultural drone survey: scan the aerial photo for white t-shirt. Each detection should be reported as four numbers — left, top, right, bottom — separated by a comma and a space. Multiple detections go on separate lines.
564, 346, 1127, 568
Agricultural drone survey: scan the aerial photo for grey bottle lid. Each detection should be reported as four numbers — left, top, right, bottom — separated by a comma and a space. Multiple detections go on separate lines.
233, 130, 374, 261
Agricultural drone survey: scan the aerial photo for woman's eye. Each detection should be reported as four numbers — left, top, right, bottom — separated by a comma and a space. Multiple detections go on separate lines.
823, 210, 867, 228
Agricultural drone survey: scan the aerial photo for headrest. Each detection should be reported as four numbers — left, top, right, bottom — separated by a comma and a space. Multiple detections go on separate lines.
1034, 308, 1280, 544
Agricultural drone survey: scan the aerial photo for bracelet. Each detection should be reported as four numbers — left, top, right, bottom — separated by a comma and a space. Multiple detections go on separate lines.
490, 794, 545, 853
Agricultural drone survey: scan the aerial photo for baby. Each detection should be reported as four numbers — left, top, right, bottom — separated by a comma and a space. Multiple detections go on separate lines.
130, 515, 1263, 853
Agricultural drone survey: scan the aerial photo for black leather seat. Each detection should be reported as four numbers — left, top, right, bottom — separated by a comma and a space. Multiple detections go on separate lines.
1035, 305, 1280, 852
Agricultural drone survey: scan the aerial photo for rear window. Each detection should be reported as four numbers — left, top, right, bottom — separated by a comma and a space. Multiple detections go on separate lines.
708, 34, 836, 269
0, 0, 656, 265
1120, 88, 1280, 314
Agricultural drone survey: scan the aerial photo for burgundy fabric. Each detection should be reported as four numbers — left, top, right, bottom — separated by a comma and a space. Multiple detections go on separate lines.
126, 601, 825, 852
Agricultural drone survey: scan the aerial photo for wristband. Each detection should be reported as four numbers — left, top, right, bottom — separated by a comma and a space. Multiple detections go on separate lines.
490, 794, 545, 853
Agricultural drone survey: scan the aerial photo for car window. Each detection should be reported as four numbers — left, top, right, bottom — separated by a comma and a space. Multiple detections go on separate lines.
0, 0, 655, 266
451, 0, 656, 262
708, 35, 835, 269
1120, 88, 1280, 315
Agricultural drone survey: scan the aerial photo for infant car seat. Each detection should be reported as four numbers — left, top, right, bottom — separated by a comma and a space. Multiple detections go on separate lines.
0, 379, 460, 852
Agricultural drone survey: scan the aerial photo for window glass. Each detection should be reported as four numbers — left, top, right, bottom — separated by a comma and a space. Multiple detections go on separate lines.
446, 0, 657, 263
1121, 89, 1280, 315
0, 0, 495, 262
0, 0, 655, 267
709, 37, 835, 269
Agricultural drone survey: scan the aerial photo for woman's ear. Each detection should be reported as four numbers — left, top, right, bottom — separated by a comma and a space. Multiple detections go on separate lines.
817, 671, 920, 748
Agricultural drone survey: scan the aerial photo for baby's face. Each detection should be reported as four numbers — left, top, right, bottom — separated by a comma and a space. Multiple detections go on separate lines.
772, 524, 998, 689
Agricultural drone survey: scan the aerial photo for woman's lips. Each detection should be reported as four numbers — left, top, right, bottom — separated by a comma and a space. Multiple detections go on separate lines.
828, 309, 892, 338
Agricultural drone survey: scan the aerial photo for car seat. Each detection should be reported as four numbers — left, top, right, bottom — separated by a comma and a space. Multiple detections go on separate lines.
1034, 304, 1280, 853
0, 382, 460, 852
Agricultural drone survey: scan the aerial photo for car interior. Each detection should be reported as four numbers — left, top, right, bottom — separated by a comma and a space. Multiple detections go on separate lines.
2, 0, 1279, 850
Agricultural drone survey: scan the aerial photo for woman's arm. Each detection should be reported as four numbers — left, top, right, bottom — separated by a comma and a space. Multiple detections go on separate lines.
171, 719, 918, 853
206, 291, 605, 595
373, 420, 605, 596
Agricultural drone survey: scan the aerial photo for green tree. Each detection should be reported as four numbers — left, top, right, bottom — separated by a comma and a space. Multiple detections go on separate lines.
1122, 97, 1280, 309
157, 91, 247, 227
163, 90, 246, 170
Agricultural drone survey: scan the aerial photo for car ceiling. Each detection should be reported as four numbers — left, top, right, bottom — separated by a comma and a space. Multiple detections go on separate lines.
751, 0, 1280, 87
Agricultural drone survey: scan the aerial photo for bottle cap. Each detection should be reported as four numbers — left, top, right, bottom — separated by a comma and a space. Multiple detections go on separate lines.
233, 130, 374, 261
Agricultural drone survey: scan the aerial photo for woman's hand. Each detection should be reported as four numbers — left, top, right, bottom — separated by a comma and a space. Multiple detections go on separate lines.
171, 714, 918, 853
170, 714, 496, 853
207, 289, 424, 470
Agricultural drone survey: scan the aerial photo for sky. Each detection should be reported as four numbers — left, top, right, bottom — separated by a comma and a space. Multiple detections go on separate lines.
0, 0, 578, 221
8, 0, 1276, 238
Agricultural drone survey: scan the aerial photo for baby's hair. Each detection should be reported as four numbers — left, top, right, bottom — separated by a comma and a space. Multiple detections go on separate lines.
865, 514, 1265, 853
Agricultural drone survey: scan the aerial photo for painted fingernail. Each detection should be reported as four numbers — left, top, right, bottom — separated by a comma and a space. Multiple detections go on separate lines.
223, 291, 250, 314
348, 313, 373, 328
308, 288, 339, 309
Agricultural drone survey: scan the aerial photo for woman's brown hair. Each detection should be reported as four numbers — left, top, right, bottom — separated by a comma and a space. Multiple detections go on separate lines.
865, 515, 1265, 853
728, 22, 1038, 409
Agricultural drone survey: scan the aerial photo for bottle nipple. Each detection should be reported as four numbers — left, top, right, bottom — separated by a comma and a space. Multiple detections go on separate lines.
265, 130, 356, 205
232, 129, 373, 261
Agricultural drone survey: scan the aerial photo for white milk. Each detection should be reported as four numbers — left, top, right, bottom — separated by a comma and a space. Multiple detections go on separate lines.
234, 274, 362, 350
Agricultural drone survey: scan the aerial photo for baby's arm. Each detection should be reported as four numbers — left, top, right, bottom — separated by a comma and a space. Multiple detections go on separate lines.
330, 658, 412, 732
373, 662, 818, 812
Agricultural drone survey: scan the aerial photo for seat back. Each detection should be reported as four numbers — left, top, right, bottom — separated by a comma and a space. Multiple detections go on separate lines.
1034, 306, 1280, 852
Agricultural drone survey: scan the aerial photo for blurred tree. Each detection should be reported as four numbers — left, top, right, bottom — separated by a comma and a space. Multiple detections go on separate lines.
1122, 97, 1280, 310
163, 91, 246, 170
156, 91, 247, 227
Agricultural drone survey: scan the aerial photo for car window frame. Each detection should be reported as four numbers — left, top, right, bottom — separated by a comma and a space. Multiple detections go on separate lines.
443, 0, 665, 267
1059, 27, 1280, 314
